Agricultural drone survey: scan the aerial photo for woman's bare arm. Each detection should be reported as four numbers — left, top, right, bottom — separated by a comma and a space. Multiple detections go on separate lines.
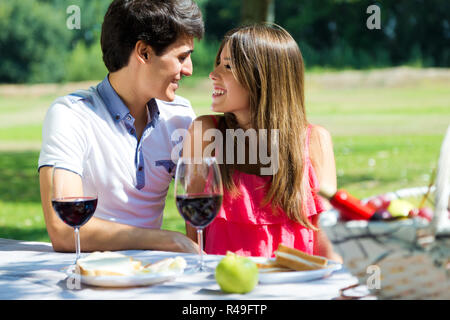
309, 125, 337, 209
309, 125, 343, 262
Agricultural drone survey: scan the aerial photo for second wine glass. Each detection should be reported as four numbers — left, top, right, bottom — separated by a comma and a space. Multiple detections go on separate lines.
174, 157, 223, 272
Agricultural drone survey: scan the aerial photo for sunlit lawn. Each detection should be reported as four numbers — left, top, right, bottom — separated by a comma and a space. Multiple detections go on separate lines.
0, 69, 449, 242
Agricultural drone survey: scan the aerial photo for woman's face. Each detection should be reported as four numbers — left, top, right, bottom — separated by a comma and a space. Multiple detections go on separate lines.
209, 42, 250, 118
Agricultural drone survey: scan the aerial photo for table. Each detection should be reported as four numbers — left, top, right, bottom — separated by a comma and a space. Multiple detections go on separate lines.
0, 238, 368, 300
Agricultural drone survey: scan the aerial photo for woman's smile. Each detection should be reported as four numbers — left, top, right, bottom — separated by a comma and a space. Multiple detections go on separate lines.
212, 86, 227, 98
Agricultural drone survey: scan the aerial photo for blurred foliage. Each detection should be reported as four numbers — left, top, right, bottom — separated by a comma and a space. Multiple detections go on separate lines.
0, 0, 109, 83
38, 0, 108, 47
191, 38, 221, 76
65, 39, 107, 82
0, 0, 449, 84
0, 0, 71, 83
274, 0, 450, 69
203, 0, 450, 69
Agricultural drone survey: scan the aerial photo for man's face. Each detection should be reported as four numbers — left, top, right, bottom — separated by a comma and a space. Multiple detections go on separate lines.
145, 36, 194, 102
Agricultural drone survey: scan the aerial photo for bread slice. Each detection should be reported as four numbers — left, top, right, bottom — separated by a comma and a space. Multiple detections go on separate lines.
256, 259, 292, 273
274, 244, 328, 271
144, 257, 187, 273
76, 251, 142, 276
258, 266, 294, 273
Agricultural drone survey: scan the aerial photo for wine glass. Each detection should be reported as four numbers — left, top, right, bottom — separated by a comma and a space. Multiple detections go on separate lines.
51, 164, 97, 266
174, 157, 223, 272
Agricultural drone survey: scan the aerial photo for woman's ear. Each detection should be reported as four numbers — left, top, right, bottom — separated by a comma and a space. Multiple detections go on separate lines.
135, 40, 152, 64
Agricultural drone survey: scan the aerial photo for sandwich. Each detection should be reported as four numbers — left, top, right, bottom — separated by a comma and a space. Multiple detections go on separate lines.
76, 251, 143, 276
274, 244, 328, 271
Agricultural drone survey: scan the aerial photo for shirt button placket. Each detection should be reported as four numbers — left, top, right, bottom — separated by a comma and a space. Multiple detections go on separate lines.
135, 143, 145, 189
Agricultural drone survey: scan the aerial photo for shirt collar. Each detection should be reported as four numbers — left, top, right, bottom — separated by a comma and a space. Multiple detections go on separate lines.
147, 98, 160, 125
97, 75, 129, 122
97, 75, 160, 123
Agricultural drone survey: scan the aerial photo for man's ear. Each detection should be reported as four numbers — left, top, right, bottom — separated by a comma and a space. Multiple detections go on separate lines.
135, 40, 153, 64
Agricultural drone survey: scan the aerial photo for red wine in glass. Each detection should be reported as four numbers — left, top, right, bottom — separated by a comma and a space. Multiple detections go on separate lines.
176, 194, 222, 228
52, 165, 97, 265
174, 157, 223, 272
52, 197, 98, 227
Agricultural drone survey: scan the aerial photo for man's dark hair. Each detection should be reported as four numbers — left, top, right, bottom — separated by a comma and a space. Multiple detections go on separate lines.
101, 0, 204, 72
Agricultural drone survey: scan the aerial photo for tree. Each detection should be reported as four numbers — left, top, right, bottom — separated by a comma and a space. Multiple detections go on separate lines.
241, 0, 274, 24
0, 0, 71, 83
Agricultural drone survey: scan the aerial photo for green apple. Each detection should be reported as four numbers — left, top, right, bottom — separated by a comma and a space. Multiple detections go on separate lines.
387, 199, 415, 218
215, 251, 258, 294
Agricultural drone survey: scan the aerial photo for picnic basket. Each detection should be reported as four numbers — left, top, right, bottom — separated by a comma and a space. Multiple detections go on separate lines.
320, 126, 450, 299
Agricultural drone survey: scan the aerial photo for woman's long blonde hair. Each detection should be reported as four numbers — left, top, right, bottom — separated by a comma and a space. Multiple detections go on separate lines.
216, 24, 317, 230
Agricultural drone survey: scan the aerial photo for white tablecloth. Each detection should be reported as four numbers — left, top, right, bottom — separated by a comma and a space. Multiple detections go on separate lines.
0, 238, 367, 300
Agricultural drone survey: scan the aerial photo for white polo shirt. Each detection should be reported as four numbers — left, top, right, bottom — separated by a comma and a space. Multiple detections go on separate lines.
38, 76, 195, 229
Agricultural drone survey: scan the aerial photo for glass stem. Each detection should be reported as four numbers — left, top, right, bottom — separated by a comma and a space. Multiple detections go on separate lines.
197, 228, 204, 271
74, 227, 81, 263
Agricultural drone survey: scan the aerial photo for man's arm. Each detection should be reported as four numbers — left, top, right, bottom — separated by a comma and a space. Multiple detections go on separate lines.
40, 166, 199, 253
186, 223, 197, 242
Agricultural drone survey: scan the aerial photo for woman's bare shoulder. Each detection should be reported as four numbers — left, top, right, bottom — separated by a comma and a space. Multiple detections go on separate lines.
309, 124, 333, 153
188, 114, 221, 132
308, 124, 337, 189
310, 124, 332, 142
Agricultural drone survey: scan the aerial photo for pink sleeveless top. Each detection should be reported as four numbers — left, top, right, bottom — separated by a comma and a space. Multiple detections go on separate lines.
204, 117, 325, 257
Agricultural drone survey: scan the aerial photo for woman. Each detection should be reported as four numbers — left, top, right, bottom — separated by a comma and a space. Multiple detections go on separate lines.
183, 24, 342, 261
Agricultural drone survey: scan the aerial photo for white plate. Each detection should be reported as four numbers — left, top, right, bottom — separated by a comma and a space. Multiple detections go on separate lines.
254, 259, 342, 284
67, 269, 184, 288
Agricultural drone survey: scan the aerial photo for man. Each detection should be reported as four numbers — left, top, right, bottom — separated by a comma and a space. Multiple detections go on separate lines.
39, 0, 204, 253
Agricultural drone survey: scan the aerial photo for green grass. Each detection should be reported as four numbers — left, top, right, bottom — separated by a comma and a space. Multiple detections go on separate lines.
306, 85, 450, 115
0, 69, 449, 242
0, 151, 48, 241
0, 125, 42, 141
333, 135, 441, 198
0, 95, 54, 115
